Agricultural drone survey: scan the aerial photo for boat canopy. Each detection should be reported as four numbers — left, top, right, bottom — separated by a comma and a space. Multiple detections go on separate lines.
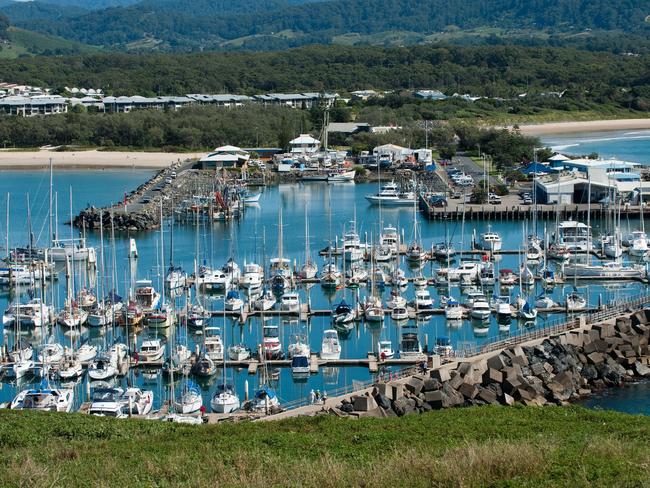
499, 269, 514, 274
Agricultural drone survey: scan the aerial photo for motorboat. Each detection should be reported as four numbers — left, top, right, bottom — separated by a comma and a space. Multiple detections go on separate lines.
280, 292, 300, 314
496, 296, 512, 321
444, 298, 463, 320
47, 238, 95, 262
405, 242, 425, 263
262, 324, 283, 359
134, 279, 161, 313
477, 229, 502, 252
291, 354, 310, 376
138, 339, 166, 362
554, 220, 592, 253
333, 299, 355, 325
391, 306, 409, 321
535, 294, 556, 309
191, 353, 216, 377
173, 381, 203, 414
378, 339, 395, 359
187, 303, 210, 328
414, 289, 434, 310
320, 329, 341, 360
122, 387, 154, 415
564, 261, 646, 280
239, 262, 264, 290
434, 337, 454, 357
204, 326, 224, 361
629, 230, 648, 257
566, 291, 587, 311
211, 383, 240, 413
386, 290, 407, 309
400, 329, 426, 361
224, 290, 244, 312
228, 344, 251, 361
438, 261, 480, 282
479, 262, 496, 286
343, 229, 365, 262
366, 181, 417, 206
470, 296, 491, 321
89, 387, 127, 418
11, 386, 74, 412
390, 268, 408, 288
327, 169, 356, 182
197, 266, 231, 291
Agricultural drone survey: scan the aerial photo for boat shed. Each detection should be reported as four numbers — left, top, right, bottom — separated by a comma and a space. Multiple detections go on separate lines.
199, 145, 250, 169
373, 143, 412, 162
290, 134, 321, 155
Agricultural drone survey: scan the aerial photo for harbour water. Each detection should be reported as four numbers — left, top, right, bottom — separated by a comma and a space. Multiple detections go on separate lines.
1, 130, 650, 414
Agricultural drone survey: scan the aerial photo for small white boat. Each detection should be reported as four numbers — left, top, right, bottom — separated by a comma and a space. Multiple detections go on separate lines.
253, 288, 276, 311
387, 291, 407, 309
211, 383, 240, 413
280, 292, 300, 314
204, 326, 224, 361
444, 298, 463, 320
122, 387, 154, 415
173, 381, 203, 414
138, 339, 165, 362
76, 343, 98, 363
333, 299, 355, 325
239, 262, 264, 290
470, 296, 491, 321
262, 324, 282, 359
518, 301, 538, 321
391, 306, 409, 321
250, 385, 280, 412
477, 229, 502, 252
12, 387, 74, 412
228, 344, 251, 361
414, 289, 434, 310
224, 290, 244, 312
320, 329, 341, 360
400, 329, 426, 361
39, 343, 64, 364
566, 291, 587, 311
535, 294, 556, 309
87, 355, 117, 381
496, 296, 512, 321
327, 169, 356, 182
378, 339, 395, 359
366, 181, 417, 206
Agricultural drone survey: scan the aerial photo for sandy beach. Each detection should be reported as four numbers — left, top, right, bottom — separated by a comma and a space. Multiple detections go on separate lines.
515, 118, 650, 136
0, 149, 204, 169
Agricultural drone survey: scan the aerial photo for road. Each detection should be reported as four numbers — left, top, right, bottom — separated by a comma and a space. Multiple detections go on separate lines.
452, 153, 499, 187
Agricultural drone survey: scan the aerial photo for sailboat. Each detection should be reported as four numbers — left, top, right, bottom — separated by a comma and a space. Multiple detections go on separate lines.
270, 207, 291, 292
148, 201, 174, 329
405, 200, 425, 263
210, 307, 240, 413
299, 207, 318, 279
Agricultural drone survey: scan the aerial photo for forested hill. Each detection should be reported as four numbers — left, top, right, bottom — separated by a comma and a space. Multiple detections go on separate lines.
0, 44, 646, 98
1, 0, 648, 52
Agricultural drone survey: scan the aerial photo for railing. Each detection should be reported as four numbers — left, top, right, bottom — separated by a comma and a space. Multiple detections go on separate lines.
279, 292, 650, 413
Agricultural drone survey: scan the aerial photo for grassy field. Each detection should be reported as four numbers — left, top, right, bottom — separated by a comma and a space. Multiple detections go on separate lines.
0, 27, 98, 59
0, 406, 649, 487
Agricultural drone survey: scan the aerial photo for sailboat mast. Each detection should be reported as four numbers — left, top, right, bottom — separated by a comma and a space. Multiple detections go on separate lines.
5, 193, 9, 259
159, 201, 166, 307
48, 157, 53, 244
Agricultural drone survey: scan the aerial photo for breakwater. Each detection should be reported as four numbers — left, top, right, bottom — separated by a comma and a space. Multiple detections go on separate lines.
329, 309, 650, 418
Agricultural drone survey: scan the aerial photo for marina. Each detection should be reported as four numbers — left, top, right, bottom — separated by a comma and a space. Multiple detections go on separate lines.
2, 130, 650, 419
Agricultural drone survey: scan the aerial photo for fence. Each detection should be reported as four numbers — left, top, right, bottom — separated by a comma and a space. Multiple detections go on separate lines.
279, 291, 650, 413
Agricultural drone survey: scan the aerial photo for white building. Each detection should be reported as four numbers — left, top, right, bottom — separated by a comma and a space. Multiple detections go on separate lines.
0, 95, 68, 116
290, 134, 320, 155
199, 145, 250, 169
373, 143, 412, 162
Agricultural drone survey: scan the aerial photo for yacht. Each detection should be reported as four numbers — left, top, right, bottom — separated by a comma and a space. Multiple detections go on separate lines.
366, 181, 417, 206
320, 329, 341, 360
343, 229, 365, 262
89, 387, 127, 418
48, 238, 95, 262
280, 292, 300, 313
477, 229, 502, 252
433, 242, 456, 260
204, 326, 224, 361
391, 306, 409, 321
262, 324, 282, 359
253, 288, 276, 311
414, 289, 434, 310
173, 381, 203, 414
327, 169, 356, 182
239, 262, 264, 291
2, 299, 54, 328
564, 261, 646, 280
228, 344, 251, 361
496, 296, 512, 321
470, 296, 491, 321
196, 266, 231, 291
134, 280, 161, 313
400, 328, 426, 361
364, 296, 384, 323
434, 337, 454, 357
479, 262, 496, 286
554, 220, 592, 252
390, 268, 408, 288
11, 387, 74, 412
378, 339, 395, 359
138, 339, 166, 362
333, 299, 355, 326
444, 298, 463, 320
122, 387, 154, 415
437, 261, 480, 282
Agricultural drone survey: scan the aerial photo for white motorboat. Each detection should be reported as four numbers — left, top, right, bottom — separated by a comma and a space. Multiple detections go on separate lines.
197, 266, 231, 291
378, 339, 395, 359
320, 329, 341, 360
122, 387, 154, 415
518, 300, 538, 320
387, 291, 407, 309
414, 289, 434, 310
280, 292, 300, 314
138, 339, 166, 362
434, 337, 454, 357
390, 268, 408, 288
211, 383, 240, 413
262, 324, 282, 359
333, 299, 355, 325
438, 261, 480, 282
564, 261, 646, 280
366, 181, 417, 206
498, 269, 517, 286
48, 238, 95, 262
134, 280, 161, 313
566, 291, 587, 311
343, 228, 365, 262
89, 387, 127, 418
535, 294, 556, 309
479, 262, 496, 286
629, 230, 648, 257
228, 344, 251, 361
477, 229, 502, 252
204, 326, 224, 361
239, 262, 264, 290
496, 296, 512, 321
327, 169, 356, 182
2, 299, 54, 328
444, 298, 463, 320
391, 306, 409, 321
187, 303, 210, 328
12, 387, 74, 412
554, 220, 592, 253
470, 296, 491, 321
400, 329, 426, 361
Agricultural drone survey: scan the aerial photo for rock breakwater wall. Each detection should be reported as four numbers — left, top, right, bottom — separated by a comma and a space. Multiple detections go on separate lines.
332, 311, 650, 418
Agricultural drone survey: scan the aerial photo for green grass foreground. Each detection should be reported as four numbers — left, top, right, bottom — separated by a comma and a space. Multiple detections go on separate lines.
0, 406, 648, 487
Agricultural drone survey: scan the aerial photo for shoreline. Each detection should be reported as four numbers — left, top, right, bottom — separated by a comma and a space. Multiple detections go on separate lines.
515, 118, 650, 136
0, 149, 203, 170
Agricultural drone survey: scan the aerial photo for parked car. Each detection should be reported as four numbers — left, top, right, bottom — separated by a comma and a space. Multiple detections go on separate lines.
488, 193, 501, 204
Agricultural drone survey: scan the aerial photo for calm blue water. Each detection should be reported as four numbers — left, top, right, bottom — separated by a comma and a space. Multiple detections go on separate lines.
542, 130, 650, 164
1, 139, 650, 412
579, 380, 650, 415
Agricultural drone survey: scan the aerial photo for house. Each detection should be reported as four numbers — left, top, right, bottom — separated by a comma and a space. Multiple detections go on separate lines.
187, 94, 252, 107
103, 96, 193, 112
0, 95, 68, 116
199, 145, 250, 169
373, 143, 412, 162
350, 90, 379, 101
290, 134, 321, 155
254, 93, 339, 109
413, 90, 447, 101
